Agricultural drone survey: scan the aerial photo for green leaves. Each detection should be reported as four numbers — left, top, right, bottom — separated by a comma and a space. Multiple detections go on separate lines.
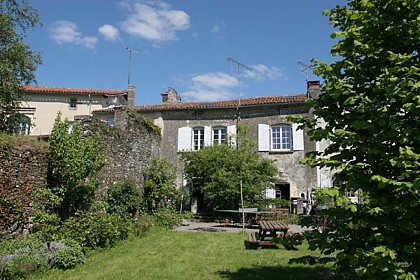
181, 124, 278, 210
293, 0, 420, 278
0, 0, 41, 134
46, 113, 104, 219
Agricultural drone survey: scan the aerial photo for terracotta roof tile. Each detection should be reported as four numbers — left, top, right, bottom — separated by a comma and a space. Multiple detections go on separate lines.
22, 86, 127, 96
133, 94, 308, 112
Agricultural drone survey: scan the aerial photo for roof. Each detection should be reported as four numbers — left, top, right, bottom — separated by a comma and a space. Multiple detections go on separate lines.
22, 86, 127, 96
133, 94, 308, 112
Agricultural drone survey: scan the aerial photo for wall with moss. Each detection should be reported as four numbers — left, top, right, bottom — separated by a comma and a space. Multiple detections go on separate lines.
83, 108, 161, 199
0, 137, 48, 237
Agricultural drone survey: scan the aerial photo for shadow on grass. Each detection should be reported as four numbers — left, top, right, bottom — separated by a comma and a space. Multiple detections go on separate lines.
217, 265, 337, 280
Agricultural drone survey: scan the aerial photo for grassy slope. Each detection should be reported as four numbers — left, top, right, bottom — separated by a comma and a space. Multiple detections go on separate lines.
34, 230, 333, 280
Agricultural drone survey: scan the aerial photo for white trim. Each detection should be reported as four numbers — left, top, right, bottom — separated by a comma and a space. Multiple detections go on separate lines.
204, 126, 212, 146
292, 123, 304, 151
178, 126, 192, 151
258, 124, 270, 151
227, 125, 236, 147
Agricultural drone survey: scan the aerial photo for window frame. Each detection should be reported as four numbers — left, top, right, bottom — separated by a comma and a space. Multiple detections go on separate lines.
213, 126, 227, 145
193, 127, 205, 151
271, 125, 292, 151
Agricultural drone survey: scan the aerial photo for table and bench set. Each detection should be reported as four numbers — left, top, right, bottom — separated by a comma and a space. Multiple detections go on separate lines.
216, 208, 290, 249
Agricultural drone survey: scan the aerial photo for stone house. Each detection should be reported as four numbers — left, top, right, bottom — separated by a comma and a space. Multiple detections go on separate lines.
18, 85, 134, 137
94, 81, 333, 212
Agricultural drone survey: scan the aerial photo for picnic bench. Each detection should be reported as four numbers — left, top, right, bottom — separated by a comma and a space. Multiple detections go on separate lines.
258, 220, 289, 240
245, 231, 278, 249
245, 220, 290, 249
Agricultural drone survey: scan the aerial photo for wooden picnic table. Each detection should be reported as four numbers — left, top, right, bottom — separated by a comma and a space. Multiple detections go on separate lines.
258, 220, 289, 240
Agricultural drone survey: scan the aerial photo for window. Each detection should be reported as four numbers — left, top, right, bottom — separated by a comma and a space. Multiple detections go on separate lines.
271, 126, 292, 150
178, 125, 236, 152
69, 98, 77, 109
193, 127, 204, 151
213, 127, 227, 145
258, 123, 304, 152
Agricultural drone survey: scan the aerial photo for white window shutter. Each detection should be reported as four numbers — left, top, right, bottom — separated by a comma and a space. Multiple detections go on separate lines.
292, 123, 304, 151
258, 124, 270, 151
178, 126, 192, 151
227, 125, 237, 147
204, 126, 212, 146
265, 188, 276, 199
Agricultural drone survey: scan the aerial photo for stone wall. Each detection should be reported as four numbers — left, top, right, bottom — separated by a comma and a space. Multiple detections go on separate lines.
84, 108, 161, 199
0, 138, 48, 237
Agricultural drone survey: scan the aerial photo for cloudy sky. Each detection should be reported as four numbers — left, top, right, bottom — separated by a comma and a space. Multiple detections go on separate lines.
28, 0, 345, 105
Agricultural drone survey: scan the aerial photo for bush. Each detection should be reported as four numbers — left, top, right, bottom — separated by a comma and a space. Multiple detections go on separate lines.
52, 240, 85, 269
0, 235, 46, 279
60, 211, 130, 249
107, 181, 142, 218
145, 207, 183, 229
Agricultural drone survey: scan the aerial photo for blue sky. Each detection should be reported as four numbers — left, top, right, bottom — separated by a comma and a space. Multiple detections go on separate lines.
27, 0, 346, 105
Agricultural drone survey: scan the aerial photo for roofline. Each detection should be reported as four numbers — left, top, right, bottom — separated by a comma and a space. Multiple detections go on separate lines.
92, 93, 308, 114
22, 86, 128, 96
134, 94, 308, 112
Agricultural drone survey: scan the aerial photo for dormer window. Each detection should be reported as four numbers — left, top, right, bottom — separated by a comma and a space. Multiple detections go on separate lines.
69, 98, 77, 109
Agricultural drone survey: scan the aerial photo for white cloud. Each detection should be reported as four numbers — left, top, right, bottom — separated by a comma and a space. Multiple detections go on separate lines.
210, 21, 225, 38
181, 72, 237, 102
98, 24, 120, 41
120, 0, 190, 41
49, 20, 97, 49
244, 64, 282, 81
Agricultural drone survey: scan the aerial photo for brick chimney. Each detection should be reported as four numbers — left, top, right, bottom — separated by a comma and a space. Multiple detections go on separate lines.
127, 84, 135, 108
307, 81, 320, 99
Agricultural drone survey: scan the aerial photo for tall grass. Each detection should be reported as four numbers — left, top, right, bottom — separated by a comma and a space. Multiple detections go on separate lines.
33, 229, 334, 280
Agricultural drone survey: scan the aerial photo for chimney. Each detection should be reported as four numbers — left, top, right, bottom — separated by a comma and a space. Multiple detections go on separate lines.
127, 84, 135, 108
307, 80, 320, 99
161, 87, 180, 104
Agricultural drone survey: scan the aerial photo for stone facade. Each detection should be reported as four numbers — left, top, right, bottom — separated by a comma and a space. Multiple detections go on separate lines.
93, 81, 332, 212
0, 138, 48, 237
84, 108, 161, 199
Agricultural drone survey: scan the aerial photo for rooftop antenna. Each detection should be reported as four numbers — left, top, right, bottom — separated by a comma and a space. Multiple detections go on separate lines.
125, 46, 140, 86
227, 57, 252, 235
227, 57, 252, 110
298, 60, 311, 82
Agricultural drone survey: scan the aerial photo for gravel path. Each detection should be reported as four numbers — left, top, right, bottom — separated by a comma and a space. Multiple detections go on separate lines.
173, 221, 310, 234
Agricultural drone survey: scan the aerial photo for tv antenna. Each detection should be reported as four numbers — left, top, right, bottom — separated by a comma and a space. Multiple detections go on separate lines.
125, 46, 140, 86
298, 60, 312, 82
227, 57, 252, 235
227, 57, 252, 108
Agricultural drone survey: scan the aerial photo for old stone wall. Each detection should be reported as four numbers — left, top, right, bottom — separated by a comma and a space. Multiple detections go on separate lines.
0, 138, 48, 237
85, 108, 161, 199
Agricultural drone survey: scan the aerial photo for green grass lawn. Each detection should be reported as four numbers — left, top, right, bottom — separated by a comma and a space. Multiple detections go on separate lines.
33, 229, 334, 280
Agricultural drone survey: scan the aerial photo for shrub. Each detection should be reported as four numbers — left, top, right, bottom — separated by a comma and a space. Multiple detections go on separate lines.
52, 240, 85, 269
60, 211, 130, 249
0, 235, 46, 279
146, 207, 183, 229
107, 181, 142, 218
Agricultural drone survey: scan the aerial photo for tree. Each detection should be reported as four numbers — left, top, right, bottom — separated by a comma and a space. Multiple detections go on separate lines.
294, 1, 420, 278
181, 124, 279, 210
0, 0, 41, 133
143, 158, 177, 213
46, 114, 104, 219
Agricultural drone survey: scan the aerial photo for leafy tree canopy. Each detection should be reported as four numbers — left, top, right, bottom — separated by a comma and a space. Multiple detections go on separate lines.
143, 158, 178, 213
46, 114, 104, 219
181, 124, 279, 210
294, 0, 420, 278
0, 0, 41, 133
